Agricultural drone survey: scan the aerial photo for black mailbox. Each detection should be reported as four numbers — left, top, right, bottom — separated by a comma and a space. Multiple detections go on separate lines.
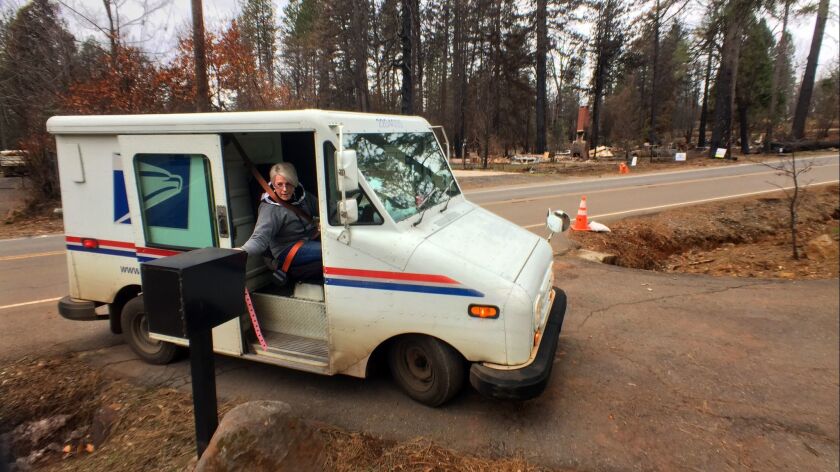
141, 247, 247, 338
139, 247, 247, 458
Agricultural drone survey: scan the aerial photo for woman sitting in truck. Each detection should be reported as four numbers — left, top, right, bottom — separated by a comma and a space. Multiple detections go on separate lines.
240, 162, 322, 285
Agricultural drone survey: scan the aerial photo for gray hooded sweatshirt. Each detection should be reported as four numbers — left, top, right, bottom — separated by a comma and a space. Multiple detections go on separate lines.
241, 192, 318, 261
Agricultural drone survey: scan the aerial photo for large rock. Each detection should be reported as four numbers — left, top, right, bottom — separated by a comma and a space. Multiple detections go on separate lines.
91, 404, 122, 447
195, 401, 325, 472
577, 249, 617, 265
806, 234, 839, 261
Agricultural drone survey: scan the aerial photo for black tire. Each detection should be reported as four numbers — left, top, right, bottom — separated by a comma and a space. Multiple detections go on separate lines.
121, 296, 179, 365
388, 336, 464, 406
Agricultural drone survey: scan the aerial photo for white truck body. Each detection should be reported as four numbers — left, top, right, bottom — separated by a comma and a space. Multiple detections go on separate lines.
47, 109, 568, 404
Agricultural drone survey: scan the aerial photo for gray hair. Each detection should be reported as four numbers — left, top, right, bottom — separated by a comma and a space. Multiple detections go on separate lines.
269, 162, 299, 187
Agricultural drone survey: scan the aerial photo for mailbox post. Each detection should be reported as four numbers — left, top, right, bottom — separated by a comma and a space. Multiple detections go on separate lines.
140, 247, 247, 458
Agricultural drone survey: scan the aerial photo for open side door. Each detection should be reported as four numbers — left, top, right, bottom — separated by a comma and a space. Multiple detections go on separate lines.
118, 134, 242, 355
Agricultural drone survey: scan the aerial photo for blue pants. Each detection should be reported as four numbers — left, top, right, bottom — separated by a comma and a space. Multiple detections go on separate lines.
276, 240, 322, 270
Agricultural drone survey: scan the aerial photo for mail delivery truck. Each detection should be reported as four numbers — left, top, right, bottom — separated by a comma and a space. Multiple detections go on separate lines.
47, 110, 569, 406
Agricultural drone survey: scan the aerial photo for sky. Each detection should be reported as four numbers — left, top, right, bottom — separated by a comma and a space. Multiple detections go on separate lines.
2, 0, 838, 76
56, 0, 250, 58
769, 0, 840, 74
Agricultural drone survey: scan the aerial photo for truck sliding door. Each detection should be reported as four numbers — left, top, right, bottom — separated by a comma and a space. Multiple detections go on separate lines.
117, 134, 241, 355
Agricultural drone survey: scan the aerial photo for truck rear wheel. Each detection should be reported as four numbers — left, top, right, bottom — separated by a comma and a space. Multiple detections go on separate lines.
121, 296, 179, 365
388, 336, 464, 406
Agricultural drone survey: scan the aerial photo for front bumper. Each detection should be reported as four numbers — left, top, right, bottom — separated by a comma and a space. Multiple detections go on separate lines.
58, 296, 100, 321
469, 288, 567, 401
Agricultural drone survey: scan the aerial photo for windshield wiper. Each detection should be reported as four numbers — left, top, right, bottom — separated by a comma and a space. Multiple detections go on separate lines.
439, 179, 458, 213
412, 188, 440, 227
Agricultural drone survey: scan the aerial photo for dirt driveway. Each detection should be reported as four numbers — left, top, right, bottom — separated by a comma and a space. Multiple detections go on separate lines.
75, 256, 839, 471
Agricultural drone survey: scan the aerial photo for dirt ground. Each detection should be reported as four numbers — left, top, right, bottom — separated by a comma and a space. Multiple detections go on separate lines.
0, 176, 62, 239
0, 213, 64, 239
569, 185, 840, 280
1, 160, 838, 471
0, 355, 554, 472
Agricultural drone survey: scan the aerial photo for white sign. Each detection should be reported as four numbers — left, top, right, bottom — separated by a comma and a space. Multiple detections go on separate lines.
675, 152, 686, 161
630, 156, 638, 167
715, 148, 727, 159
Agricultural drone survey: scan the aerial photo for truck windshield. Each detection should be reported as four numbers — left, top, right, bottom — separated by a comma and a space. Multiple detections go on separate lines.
344, 132, 459, 223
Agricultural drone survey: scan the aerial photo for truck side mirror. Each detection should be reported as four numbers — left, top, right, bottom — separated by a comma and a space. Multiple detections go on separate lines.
338, 150, 359, 193
339, 198, 359, 225
546, 209, 570, 241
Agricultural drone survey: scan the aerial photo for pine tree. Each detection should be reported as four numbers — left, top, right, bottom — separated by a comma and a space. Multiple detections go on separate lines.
735, 18, 774, 154
239, 0, 278, 85
589, 0, 624, 152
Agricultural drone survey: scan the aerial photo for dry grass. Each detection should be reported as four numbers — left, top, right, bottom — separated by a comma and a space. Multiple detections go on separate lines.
0, 357, 103, 432
0, 356, 201, 471
1, 355, 560, 471
322, 428, 555, 472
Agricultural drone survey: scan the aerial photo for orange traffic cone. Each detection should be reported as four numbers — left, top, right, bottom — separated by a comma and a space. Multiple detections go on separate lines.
571, 196, 590, 231
618, 162, 629, 174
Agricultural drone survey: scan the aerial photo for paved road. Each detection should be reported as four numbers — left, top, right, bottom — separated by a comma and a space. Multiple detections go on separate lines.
1, 155, 838, 470
83, 260, 840, 471
467, 154, 839, 229
0, 236, 117, 361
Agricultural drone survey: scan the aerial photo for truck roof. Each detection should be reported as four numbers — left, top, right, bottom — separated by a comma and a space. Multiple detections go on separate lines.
47, 109, 431, 135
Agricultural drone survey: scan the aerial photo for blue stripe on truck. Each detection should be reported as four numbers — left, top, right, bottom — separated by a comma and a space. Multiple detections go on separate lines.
325, 277, 484, 298
66, 245, 136, 258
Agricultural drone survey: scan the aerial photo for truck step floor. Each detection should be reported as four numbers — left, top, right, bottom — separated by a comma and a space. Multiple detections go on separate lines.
253, 330, 329, 365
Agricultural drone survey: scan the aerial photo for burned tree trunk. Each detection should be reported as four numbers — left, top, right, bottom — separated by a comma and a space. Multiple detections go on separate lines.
765, 0, 790, 152
535, 0, 547, 153
698, 54, 712, 147
191, 0, 210, 112
400, 0, 414, 114
791, 0, 829, 139
709, 19, 740, 157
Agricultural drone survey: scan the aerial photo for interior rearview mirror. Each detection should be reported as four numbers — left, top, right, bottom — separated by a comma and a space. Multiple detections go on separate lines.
339, 198, 359, 225
339, 150, 359, 193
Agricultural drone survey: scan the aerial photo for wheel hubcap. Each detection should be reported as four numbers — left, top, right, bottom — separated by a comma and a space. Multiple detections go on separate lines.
406, 347, 432, 382
134, 313, 162, 354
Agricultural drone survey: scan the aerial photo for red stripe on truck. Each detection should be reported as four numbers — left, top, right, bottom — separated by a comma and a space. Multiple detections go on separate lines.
324, 267, 459, 284
65, 236, 135, 249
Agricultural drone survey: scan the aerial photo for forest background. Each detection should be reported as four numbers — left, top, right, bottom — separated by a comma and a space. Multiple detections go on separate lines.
0, 0, 838, 201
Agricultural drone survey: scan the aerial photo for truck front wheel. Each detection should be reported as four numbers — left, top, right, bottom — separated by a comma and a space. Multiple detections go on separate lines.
388, 336, 464, 406
121, 296, 179, 365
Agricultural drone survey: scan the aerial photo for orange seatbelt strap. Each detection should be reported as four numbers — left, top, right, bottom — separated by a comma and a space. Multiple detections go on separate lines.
229, 135, 315, 224
231, 136, 282, 204
281, 240, 306, 273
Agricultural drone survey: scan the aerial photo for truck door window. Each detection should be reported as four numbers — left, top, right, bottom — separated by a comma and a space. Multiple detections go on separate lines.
133, 154, 217, 249
324, 142, 383, 226
343, 132, 459, 223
